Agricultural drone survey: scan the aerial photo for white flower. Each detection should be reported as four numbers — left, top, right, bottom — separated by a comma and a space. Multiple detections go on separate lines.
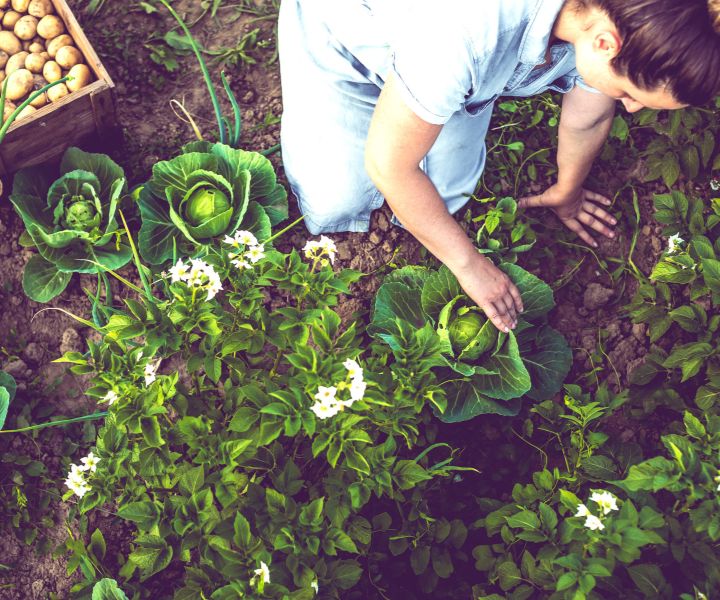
223, 234, 239, 248
590, 490, 619, 515
144, 359, 161, 386
303, 237, 337, 264
343, 358, 363, 381
303, 240, 321, 255
80, 452, 100, 473
667, 233, 684, 254
349, 378, 367, 402
244, 244, 266, 264
314, 386, 337, 403
584, 514, 605, 531
65, 478, 91, 498
311, 580, 319, 594
66, 464, 85, 485
318, 236, 337, 264
575, 503, 590, 518
103, 390, 118, 406
250, 561, 271, 587
235, 230, 258, 246
168, 259, 190, 283
311, 401, 341, 420
65, 463, 91, 498
231, 258, 253, 270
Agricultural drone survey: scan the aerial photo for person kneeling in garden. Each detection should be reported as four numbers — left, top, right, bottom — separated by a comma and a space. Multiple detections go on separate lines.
278, 0, 720, 333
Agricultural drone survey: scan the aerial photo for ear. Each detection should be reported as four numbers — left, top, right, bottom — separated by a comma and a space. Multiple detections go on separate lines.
593, 29, 622, 60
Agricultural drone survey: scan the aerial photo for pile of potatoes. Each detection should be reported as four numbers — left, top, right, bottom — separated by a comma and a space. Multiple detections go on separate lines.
0, 0, 93, 124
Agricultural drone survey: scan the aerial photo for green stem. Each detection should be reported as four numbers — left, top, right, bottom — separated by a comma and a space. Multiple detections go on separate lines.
157, 0, 227, 144
0, 77, 71, 144
262, 215, 305, 245
0, 412, 108, 434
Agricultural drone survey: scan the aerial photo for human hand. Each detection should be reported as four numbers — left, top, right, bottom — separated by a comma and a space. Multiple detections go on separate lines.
518, 184, 617, 248
451, 253, 524, 333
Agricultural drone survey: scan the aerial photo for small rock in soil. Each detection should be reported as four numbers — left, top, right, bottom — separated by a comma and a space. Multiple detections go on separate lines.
4, 359, 29, 379
336, 241, 353, 262
369, 232, 381, 245
22, 342, 45, 365
376, 212, 391, 232
632, 323, 647, 341
605, 322, 621, 340
59, 328, 82, 355
382, 241, 393, 254
583, 283, 614, 310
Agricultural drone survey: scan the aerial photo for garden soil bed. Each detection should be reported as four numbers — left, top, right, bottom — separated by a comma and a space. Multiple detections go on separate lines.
0, 1, 692, 597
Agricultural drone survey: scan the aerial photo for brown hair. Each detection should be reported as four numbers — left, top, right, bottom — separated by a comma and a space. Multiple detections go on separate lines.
580, 0, 720, 105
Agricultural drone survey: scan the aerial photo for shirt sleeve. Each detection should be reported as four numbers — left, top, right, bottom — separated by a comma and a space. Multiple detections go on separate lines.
573, 73, 601, 94
389, 12, 477, 125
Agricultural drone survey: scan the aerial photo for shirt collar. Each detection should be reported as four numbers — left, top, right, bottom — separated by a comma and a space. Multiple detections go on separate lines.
518, 0, 566, 64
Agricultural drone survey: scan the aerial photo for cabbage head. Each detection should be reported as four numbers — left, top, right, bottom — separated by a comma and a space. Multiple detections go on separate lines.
10, 148, 130, 303
370, 263, 572, 422
137, 142, 288, 265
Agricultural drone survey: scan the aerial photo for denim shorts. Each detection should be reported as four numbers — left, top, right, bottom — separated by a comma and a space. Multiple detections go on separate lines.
278, 0, 584, 235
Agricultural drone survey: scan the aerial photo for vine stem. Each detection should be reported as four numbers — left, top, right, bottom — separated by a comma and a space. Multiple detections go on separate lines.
0, 412, 108, 434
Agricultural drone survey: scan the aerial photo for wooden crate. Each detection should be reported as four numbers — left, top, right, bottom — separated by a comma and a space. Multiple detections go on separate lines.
0, 0, 117, 178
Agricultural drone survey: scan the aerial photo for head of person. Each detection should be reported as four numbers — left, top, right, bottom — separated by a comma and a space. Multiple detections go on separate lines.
569, 0, 720, 112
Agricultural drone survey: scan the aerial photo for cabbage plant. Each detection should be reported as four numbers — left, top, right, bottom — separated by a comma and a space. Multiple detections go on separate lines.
10, 148, 130, 303
137, 142, 287, 265
370, 263, 572, 421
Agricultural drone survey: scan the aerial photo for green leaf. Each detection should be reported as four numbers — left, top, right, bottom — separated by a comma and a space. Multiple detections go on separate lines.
620, 456, 680, 492
179, 465, 205, 496
211, 143, 288, 225
556, 572, 578, 592
470, 333, 532, 400
61, 147, 127, 203
22, 254, 72, 302
437, 380, 521, 422
0, 387, 10, 431
128, 534, 173, 581
233, 512, 252, 549
90, 528, 107, 560
117, 502, 160, 530
683, 411, 706, 439
411, 546, 430, 575
506, 510, 541, 530
421, 266, 463, 321
581, 455, 618, 480
497, 560, 522, 591
627, 564, 667, 597
500, 263, 555, 320
520, 326, 571, 401
329, 560, 362, 590
431, 546, 454, 579
92, 579, 129, 600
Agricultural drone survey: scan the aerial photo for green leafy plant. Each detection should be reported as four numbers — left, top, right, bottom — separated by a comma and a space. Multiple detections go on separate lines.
10, 148, 130, 302
468, 196, 537, 264
136, 141, 287, 264
369, 262, 572, 421
0, 371, 16, 431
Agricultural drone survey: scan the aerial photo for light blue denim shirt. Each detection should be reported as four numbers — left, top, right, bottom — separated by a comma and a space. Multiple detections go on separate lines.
279, 0, 598, 234
314, 0, 597, 124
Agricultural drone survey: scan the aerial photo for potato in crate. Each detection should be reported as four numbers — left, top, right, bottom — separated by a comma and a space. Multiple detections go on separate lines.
0, 0, 116, 180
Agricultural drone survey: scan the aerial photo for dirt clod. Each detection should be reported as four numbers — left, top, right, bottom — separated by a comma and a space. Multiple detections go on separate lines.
59, 328, 82, 355
583, 283, 614, 311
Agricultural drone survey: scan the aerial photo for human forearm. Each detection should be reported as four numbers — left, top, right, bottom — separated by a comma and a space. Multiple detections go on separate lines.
369, 165, 478, 271
556, 114, 613, 192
